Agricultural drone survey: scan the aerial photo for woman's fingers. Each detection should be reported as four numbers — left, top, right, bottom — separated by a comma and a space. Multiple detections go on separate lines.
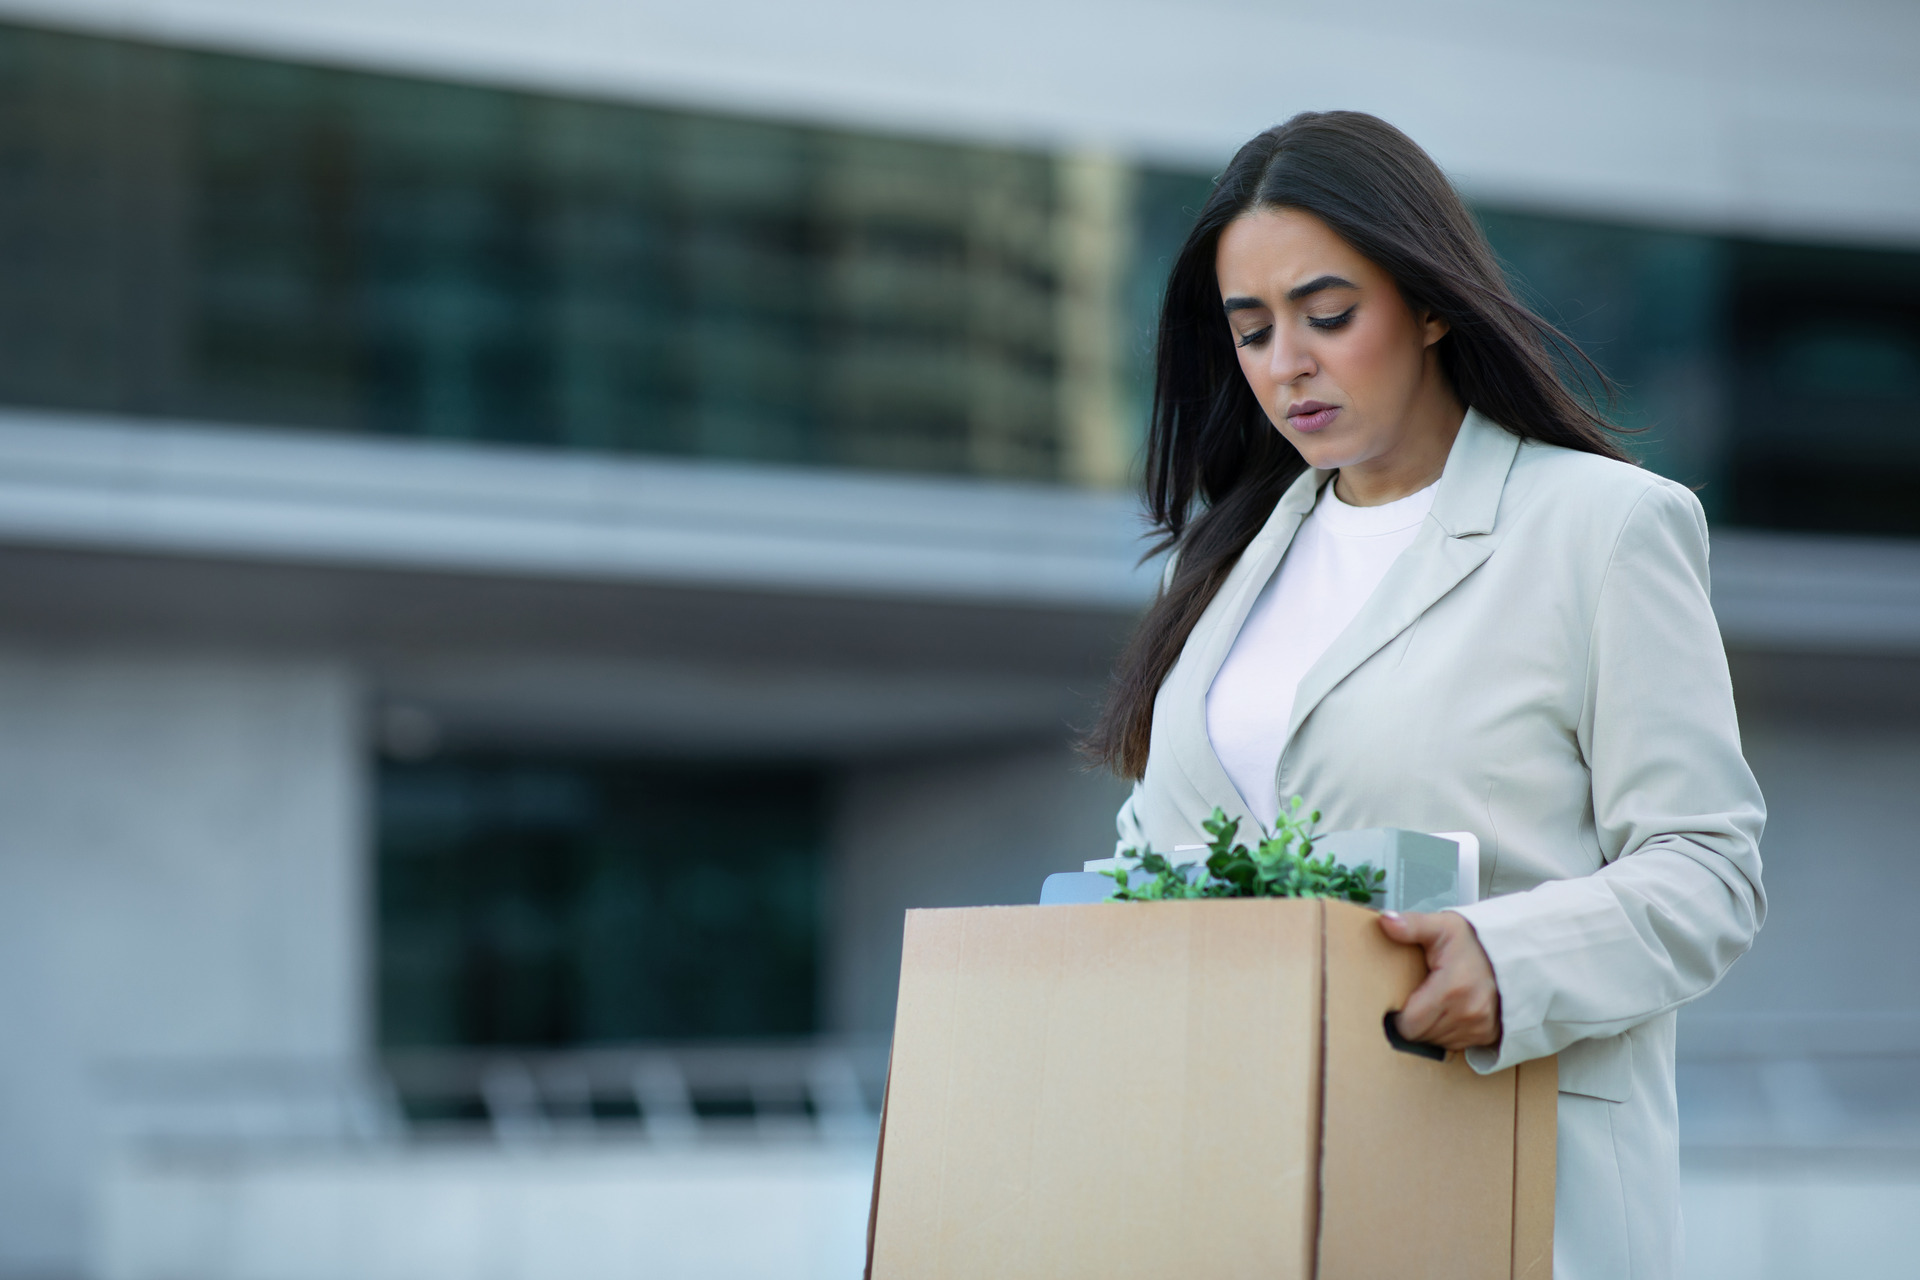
1397, 967, 1485, 1046
1376, 908, 1444, 948
1377, 909, 1503, 1050
1400, 973, 1493, 1048
1395, 976, 1446, 1043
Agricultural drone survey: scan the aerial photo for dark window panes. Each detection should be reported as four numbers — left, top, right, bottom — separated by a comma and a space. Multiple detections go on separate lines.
1123, 167, 1217, 459
0, 22, 1072, 482
377, 755, 825, 1048
9, 19, 1920, 526
1478, 212, 1920, 535
1475, 209, 1732, 509
1724, 240, 1920, 536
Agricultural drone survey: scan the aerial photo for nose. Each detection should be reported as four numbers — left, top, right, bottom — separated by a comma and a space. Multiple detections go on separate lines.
1266, 324, 1315, 386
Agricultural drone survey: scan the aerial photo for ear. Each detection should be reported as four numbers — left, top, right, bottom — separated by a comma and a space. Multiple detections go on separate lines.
1420, 310, 1451, 347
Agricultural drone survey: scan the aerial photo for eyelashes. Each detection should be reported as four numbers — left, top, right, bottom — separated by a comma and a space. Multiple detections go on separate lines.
1233, 306, 1357, 348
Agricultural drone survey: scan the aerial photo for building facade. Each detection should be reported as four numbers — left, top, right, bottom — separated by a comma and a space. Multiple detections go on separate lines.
0, 3, 1917, 1277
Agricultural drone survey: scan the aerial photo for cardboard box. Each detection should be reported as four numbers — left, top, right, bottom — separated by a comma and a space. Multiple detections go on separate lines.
866, 898, 1556, 1280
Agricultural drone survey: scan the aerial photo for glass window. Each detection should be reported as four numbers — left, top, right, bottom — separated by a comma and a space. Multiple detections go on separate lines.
1475, 210, 1732, 506
5, 21, 1919, 528
0, 22, 1104, 483
1723, 239, 1920, 535
1460, 210, 1920, 536
377, 754, 826, 1048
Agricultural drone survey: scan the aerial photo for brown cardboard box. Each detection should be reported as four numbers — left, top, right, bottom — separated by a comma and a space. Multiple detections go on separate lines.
866, 898, 1556, 1280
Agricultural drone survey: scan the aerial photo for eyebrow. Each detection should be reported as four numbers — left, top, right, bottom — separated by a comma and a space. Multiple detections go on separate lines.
1287, 274, 1358, 301
1220, 275, 1360, 314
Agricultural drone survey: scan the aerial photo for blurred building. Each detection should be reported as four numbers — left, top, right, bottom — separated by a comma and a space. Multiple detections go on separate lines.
0, 3, 1916, 1278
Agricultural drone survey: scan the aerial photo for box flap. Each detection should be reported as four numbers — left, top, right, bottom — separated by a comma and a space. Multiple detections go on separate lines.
1317, 901, 1518, 1280
869, 901, 1324, 1279
863, 1052, 890, 1280
1511, 1056, 1558, 1279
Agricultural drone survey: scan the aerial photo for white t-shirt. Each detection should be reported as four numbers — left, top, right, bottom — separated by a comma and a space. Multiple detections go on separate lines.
1205, 477, 1438, 830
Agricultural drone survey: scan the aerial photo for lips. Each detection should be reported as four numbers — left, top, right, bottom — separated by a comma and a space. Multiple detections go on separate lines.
1286, 401, 1341, 432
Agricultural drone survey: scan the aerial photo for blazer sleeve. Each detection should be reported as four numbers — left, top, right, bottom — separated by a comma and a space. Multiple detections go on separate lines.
1111, 550, 1179, 858
1451, 479, 1767, 1073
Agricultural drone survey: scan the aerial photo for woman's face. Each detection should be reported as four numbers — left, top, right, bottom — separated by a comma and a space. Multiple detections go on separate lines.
1214, 206, 1456, 480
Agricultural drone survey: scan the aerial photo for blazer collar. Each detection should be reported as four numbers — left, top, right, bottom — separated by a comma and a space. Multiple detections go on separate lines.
1163, 409, 1520, 837
1428, 407, 1517, 538
1159, 463, 1327, 833
1283, 410, 1518, 738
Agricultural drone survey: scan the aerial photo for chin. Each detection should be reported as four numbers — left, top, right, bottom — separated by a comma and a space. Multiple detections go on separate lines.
1279, 426, 1371, 473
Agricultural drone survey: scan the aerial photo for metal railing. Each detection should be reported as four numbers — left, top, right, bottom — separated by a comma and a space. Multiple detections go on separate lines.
100, 1037, 889, 1149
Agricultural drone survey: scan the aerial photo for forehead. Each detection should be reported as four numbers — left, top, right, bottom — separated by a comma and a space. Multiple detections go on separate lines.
1214, 207, 1372, 294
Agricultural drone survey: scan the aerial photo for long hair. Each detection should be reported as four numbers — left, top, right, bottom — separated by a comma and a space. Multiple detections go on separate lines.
1084, 111, 1630, 780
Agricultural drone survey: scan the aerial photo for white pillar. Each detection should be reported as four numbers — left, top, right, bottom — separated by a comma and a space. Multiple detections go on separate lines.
0, 649, 363, 1277
827, 742, 1129, 1035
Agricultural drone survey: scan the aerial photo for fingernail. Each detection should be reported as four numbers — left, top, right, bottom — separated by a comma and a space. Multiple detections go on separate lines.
1382, 911, 1402, 921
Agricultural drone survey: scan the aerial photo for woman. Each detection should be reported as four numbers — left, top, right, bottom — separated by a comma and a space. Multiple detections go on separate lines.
1086, 112, 1765, 1279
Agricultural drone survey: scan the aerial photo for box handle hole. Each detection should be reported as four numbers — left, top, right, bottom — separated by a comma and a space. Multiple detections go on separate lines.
1383, 1011, 1446, 1061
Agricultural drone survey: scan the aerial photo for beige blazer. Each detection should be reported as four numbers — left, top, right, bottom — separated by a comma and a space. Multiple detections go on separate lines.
1116, 409, 1766, 1280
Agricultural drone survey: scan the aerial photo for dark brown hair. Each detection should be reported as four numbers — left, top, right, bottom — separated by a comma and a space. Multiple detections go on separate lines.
1084, 111, 1629, 780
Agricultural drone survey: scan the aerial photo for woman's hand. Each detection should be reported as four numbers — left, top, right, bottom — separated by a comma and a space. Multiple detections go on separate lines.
1377, 910, 1502, 1050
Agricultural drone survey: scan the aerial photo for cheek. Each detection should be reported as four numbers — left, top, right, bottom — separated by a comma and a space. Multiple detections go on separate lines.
1235, 349, 1279, 415
1235, 346, 1267, 388
1330, 314, 1420, 401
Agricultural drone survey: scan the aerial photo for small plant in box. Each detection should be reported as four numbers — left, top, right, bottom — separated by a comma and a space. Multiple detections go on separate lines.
1107, 797, 1384, 904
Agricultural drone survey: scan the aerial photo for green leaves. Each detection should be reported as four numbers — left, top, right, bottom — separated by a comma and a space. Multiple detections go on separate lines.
1105, 800, 1384, 905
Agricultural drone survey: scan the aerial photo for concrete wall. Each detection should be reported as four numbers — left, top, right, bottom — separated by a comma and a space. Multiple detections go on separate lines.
1686, 655, 1920, 1033
827, 741, 1131, 1036
0, 650, 362, 1279
1672, 656, 1920, 1279
97, 1143, 873, 1280
90, 1142, 1920, 1280
1696, 723, 1920, 1022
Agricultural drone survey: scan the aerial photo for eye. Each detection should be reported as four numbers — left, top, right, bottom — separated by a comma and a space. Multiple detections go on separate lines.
1235, 325, 1273, 349
1307, 306, 1357, 331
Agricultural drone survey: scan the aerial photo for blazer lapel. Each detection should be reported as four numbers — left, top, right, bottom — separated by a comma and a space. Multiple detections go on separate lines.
1283, 411, 1520, 747
1153, 410, 1520, 843
1162, 463, 1330, 835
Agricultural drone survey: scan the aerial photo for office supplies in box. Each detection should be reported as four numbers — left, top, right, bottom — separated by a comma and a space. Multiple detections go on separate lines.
1043, 827, 1480, 910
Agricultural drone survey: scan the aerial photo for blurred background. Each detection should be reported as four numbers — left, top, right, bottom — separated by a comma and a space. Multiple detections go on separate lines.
0, 1, 1915, 1277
